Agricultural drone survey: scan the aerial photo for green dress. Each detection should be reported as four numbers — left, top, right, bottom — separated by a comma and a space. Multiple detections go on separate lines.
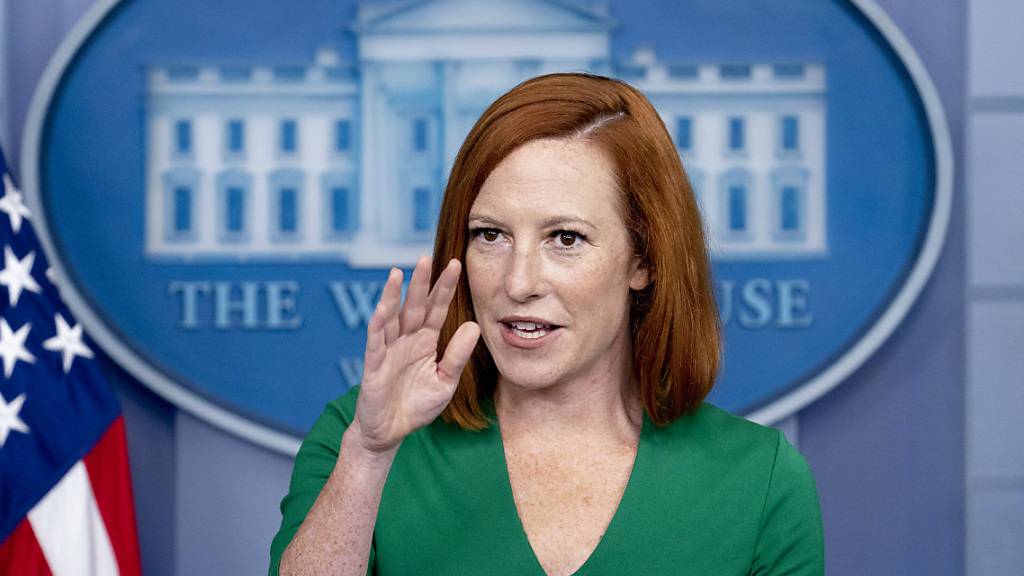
269, 387, 824, 575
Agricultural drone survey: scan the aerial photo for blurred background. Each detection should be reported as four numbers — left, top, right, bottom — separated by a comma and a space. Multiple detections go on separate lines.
1, 0, 1019, 574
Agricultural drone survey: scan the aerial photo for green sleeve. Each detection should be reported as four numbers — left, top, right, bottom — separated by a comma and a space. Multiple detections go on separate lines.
750, 431, 825, 575
268, 388, 375, 575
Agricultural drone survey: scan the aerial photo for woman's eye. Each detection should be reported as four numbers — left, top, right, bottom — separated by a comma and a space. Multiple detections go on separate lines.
555, 230, 582, 248
475, 228, 501, 242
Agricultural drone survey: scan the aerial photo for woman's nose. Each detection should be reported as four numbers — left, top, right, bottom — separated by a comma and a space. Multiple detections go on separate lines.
503, 245, 543, 302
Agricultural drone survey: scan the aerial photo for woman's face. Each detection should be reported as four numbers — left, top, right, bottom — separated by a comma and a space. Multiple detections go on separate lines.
466, 137, 650, 392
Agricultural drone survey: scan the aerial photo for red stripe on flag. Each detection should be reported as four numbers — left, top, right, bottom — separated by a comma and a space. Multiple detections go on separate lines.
0, 518, 54, 576
83, 416, 143, 576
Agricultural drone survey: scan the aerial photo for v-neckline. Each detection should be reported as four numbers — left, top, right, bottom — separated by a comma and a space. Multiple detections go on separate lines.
490, 408, 649, 576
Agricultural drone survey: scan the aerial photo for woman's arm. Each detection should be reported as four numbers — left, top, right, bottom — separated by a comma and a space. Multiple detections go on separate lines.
278, 420, 395, 576
749, 431, 825, 575
274, 257, 480, 576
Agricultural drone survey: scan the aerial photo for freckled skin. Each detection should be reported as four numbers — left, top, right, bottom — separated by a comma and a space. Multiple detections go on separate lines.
467, 137, 649, 393
467, 138, 651, 576
502, 431, 640, 576
283, 138, 653, 576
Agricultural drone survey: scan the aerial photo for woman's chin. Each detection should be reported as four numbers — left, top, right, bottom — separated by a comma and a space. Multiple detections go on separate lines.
494, 365, 563, 392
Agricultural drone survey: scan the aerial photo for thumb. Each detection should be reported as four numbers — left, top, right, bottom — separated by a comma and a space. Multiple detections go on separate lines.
436, 322, 481, 385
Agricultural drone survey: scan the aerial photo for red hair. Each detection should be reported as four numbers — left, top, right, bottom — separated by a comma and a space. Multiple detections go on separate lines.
431, 73, 720, 429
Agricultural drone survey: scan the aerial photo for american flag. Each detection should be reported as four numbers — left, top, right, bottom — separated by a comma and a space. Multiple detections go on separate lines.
0, 148, 142, 575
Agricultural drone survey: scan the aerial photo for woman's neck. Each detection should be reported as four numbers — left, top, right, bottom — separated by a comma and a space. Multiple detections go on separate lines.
494, 357, 642, 446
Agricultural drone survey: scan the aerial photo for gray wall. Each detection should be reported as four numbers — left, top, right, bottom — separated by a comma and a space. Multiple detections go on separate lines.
3, 1, 982, 574
965, 0, 1024, 572
798, 2, 967, 572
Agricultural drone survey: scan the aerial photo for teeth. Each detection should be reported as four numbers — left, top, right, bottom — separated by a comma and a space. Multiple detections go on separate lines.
511, 321, 540, 330
511, 326, 548, 339
506, 321, 552, 339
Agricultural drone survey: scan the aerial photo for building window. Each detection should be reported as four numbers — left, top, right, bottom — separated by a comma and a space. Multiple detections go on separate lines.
280, 119, 298, 154
174, 186, 192, 233
162, 168, 199, 242
226, 186, 246, 233
720, 169, 753, 238
322, 172, 358, 239
167, 66, 199, 81
219, 66, 252, 82
676, 117, 693, 151
413, 187, 433, 231
335, 120, 351, 153
216, 170, 252, 241
780, 185, 801, 232
412, 118, 429, 152
331, 187, 350, 232
721, 64, 752, 79
515, 58, 543, 75
613, 64, 647, 80
773, 64, 805, 79
667, 64, 699, 80
273, 66, 306, 82
781, 116, 799, 153
771, 167, 809, 240
326, 67, 357, 82
728, 117, 745, 152
279, 187, 298, 233
728, 184, 748, 232
224, 119, 244, 157
269, 169, 304, 240
174, 119, 192, 155
226, 119, 245, 154
331, 187, 351, 233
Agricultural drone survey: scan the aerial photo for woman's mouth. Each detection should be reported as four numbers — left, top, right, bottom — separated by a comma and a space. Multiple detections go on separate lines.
506, 320, 552, 339
499, 319, 562, 349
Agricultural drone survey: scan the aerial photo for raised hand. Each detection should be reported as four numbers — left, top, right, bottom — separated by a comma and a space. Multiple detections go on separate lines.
352, 256, 480, 455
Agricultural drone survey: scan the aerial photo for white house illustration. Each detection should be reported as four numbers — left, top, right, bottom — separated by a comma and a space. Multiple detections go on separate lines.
144, 0, 827, 265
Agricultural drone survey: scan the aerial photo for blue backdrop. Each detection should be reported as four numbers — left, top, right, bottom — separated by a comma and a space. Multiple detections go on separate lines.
3, 0, 965, 574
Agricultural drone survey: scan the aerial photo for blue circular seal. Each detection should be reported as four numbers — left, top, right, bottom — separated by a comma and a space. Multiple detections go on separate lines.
23, 0, 952, 453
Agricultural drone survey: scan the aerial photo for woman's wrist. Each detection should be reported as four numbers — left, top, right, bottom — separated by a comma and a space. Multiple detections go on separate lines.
341, 419, 400, 471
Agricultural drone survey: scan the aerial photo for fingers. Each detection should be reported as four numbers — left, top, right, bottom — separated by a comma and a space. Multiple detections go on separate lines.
424, 259, 462, 331
363, 301, 387, 373
436, 321, 481, 384
380, 268, 403, 346
399, 256, 431, 336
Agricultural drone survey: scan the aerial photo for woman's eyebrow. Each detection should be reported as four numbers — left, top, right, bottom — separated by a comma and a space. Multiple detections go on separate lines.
467, 214, 595, 229
540, 216, 593, 229
467, 214, 503, 226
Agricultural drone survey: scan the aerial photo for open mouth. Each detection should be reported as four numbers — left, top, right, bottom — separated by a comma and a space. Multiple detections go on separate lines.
503, 320, 556, 339
499, 320, 564, 348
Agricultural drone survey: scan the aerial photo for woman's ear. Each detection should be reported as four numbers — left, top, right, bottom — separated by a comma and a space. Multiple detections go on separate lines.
629, 259, 651, 291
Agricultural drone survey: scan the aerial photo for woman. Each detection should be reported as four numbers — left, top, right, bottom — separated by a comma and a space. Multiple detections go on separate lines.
270, 73, 824, 575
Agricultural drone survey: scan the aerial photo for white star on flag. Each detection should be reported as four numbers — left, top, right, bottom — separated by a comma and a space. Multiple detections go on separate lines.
0, 318, 36, 378
0, 173, 32, 234
43, 314, 94, 374
0, 391, 29, 446
0, 245, 42, 306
